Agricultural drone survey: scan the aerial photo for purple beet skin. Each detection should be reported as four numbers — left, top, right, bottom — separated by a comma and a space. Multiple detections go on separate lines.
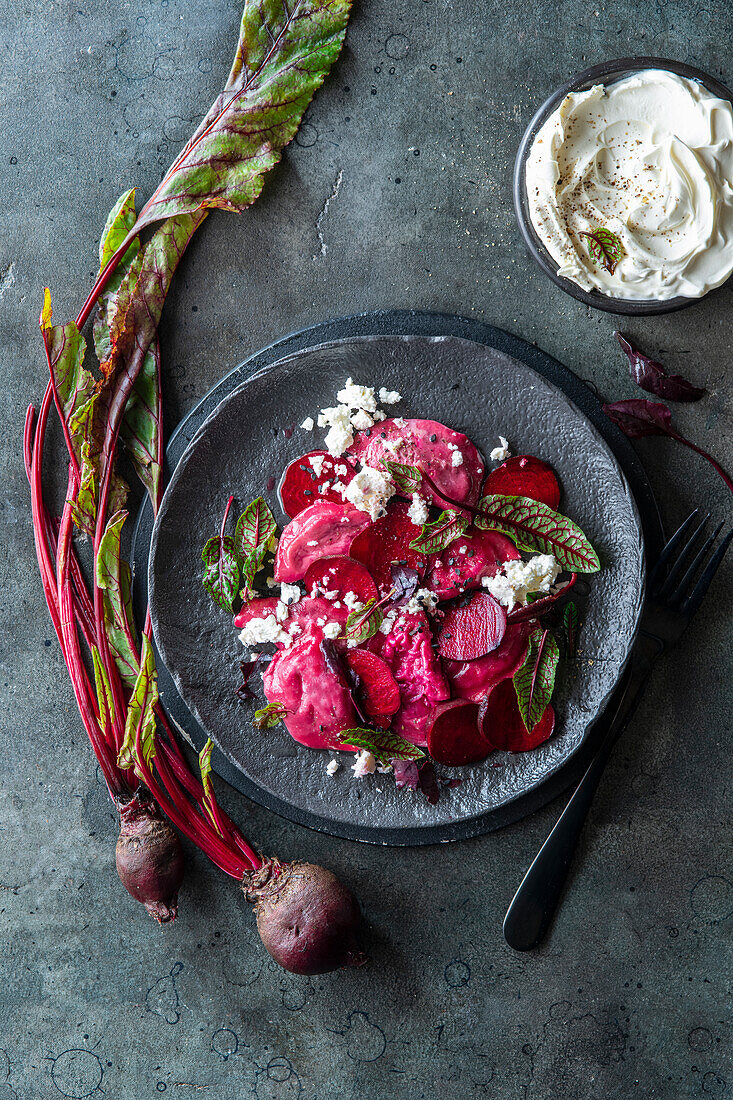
244, 857, 366, 975
115, 795, 185, 923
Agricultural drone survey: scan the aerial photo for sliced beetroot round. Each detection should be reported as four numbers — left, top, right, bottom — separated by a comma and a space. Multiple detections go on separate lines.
483, 455, 561, 510
274, 502, 371, 582
278, 451, 357, 518
349, 503, 427, 595
427, 699, 492, 766
478, 679, 555, 753
427, 527, 520, 600
304, 555, 378, 607
437, 592, 507, 661
348, 418, 485, 507
344, 649, 401, 717
443, 621, 530, 702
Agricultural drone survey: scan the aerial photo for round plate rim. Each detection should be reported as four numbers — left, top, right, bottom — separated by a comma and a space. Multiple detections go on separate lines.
133, 310, 661, 847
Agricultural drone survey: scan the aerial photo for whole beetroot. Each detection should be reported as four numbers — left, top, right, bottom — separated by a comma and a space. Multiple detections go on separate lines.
244, 857, 366, 975
116, 794, 184, 923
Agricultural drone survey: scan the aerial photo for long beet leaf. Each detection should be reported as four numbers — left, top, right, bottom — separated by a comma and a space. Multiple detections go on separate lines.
134, 0, 352, 229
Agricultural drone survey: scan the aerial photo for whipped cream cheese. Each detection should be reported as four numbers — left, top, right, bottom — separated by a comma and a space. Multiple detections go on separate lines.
525, 70, 733, 300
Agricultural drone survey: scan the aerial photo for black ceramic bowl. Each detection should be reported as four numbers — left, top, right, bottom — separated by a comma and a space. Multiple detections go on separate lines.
513, 56, 733, 316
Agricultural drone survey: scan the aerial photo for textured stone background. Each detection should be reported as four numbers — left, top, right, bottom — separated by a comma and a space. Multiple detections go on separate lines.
1, 2, 732, 1098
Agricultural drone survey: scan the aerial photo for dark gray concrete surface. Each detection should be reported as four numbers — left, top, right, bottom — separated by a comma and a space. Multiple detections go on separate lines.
1, 2, 731, 1097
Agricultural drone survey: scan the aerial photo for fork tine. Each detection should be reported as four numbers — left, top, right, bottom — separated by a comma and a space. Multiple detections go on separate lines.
668, 522, 724, 605
648, 510, 701, 592
655, 514, 709, 598
681, 529, 733, 616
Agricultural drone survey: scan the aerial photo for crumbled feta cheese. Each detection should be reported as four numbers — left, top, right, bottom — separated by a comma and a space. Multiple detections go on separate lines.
335, 464, 348, 477
318, 404, 354, 456
309, 454, 327, 477
301, 416, 314, 431
379, 387, 402, 405
280, 582, 301, 606
405, 588, 439, 614
379, 607, 399, 634
350, 409, 374, 431
373, 410, 387, 422
239, 614, 291, 648
392, 416, 406, 428
326, 759, 340, 776
351, 750, 377, 778
306, 540, 318, 547
322, 622, 341, 639
446, 442, 464, 467
490, 436, 511, 462
336, 378, 377, 413
407, 493, 429, 527
343, 465, 395, 520
343, 590, 364, 612
275, 600, 289, 623
482, 554, 560, 610
382, 438, 401, 457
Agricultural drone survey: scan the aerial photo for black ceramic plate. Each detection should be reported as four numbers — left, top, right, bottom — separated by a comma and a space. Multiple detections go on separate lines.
138, 312, 659, 846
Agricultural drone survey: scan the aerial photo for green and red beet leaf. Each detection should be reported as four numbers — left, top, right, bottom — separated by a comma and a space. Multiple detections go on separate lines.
476, 495, 600, 573
513, 627, 559, 731
337, 727, 426, 764
133, 0, 353, 230
96, 510, 140, 687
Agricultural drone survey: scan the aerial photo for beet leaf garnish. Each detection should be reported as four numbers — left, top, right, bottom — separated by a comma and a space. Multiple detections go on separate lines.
381, 459, 423, 495
409, 510, 470, 555
562, 601, 579, 658
579, 228, 625, 274
254, 702, 289, 730
234, 497, 278, 559
615, 333, 705, 403
344, 597, 384, 644
198, 740, 223, 836
603, 399, 733, 494
513, 627, 559, 731
476, 496, 600, 573
338, 727, 426, 764
390, 564, 420, 601
203, 496, 279, 610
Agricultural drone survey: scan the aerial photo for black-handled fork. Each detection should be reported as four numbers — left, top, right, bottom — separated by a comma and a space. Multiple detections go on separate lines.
503, 511, 732, 952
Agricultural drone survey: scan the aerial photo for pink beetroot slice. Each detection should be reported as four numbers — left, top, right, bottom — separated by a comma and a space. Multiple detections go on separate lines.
427, 527, 520, 600
349, 504, 427, 595
304, 555, 378, 607
278, 451, 357, 518
478, 678, 555, 752
483, 455, 561, 510
443, 620, 530, 702
344, 649, 401, 717
427, 699, 492, 766
437, 592, 507, 661
274, 502, 370, 582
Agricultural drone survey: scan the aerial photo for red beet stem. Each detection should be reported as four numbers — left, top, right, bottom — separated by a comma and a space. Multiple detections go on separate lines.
244, 857, 366, 975
668, 428, 733, 494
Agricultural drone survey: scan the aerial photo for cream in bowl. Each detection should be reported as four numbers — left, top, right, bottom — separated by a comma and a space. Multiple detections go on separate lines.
525, 69, 733, 301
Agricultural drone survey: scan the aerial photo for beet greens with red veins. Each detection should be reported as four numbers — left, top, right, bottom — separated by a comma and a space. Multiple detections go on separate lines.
25, 0, 364, 973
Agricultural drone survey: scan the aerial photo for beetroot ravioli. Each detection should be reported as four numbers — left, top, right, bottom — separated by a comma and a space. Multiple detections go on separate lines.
202, 379, 600, 798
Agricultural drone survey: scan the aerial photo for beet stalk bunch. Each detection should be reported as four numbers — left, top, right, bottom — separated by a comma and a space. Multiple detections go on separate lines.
24, 0, 366, 974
